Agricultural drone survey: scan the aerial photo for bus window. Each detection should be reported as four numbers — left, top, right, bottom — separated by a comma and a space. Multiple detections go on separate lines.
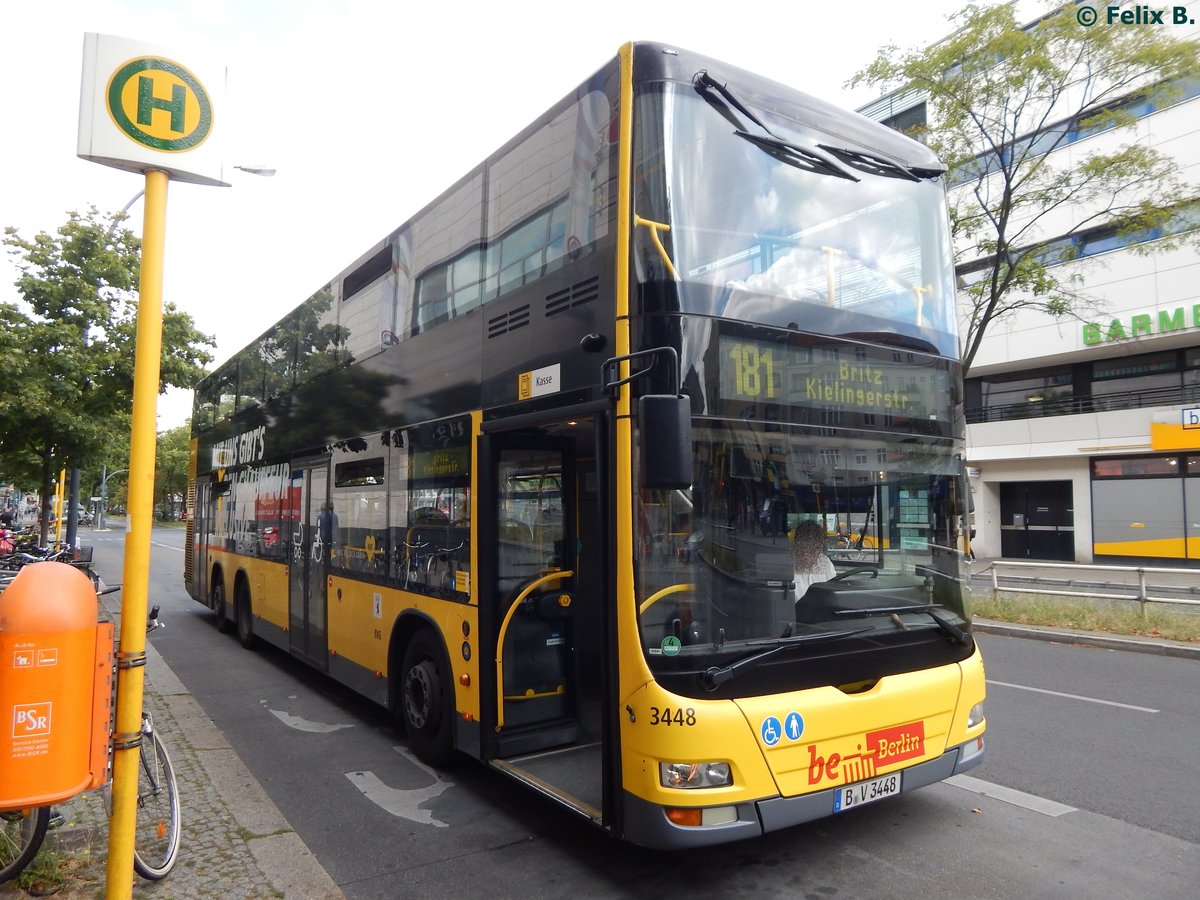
409, 173, 484, 336
392, 417, 471, 599
332, 449, 387, 576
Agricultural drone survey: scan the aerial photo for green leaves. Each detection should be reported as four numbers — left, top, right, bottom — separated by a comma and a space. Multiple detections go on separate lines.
852, 1, 1200, 372
1, 206, 215, 494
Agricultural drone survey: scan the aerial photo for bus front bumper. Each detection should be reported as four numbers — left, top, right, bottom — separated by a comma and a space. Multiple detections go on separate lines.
622, 737, 985, 849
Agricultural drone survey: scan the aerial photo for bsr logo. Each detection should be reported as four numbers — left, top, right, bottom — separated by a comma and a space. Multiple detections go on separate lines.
807, 720, 925, 785
12, 702, 52, 737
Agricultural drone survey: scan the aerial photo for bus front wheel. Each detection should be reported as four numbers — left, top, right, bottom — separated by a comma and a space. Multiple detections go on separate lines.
401, 630, 453, 766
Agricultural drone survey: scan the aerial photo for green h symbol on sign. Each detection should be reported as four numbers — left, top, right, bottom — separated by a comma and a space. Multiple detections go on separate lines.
137, 75, 186, 133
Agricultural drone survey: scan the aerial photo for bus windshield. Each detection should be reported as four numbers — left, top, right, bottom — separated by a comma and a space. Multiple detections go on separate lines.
635, 419, 972, 692
634, 82, 958, 357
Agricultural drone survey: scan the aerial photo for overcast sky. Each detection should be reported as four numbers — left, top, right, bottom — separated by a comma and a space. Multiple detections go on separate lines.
1, 0, 968, 429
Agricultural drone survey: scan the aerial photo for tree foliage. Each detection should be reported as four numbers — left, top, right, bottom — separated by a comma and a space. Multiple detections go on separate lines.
1, 206, 215, 524
852, 1, 1200, 371
154, 424, 191, 519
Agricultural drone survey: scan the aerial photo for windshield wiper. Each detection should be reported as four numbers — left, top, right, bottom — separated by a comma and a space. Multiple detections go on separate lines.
700, 627, 872, 691
694, 70, 769, 132
832, 604, 974, 648
818, 144, 925, 182
693, 70, 859, 182
734, 131, 860, 181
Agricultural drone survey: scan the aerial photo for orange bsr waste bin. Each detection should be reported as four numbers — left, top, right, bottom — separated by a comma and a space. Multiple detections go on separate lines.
0, 561, 112, 808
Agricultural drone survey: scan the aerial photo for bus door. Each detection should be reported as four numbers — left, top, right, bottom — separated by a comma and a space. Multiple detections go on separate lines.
288, 458, 330, 670
482, 423, 607, 821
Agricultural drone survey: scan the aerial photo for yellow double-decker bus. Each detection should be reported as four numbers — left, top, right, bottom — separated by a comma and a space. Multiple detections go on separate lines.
184, 42, 985, 848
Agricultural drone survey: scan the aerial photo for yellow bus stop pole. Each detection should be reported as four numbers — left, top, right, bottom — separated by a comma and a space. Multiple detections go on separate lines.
55, 469, 65, 544
105, 168, 168, 898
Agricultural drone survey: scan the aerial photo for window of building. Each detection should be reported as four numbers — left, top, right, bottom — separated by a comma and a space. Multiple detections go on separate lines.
879, 102, 927, 136
1093, 351, 1179, 380
1092, 455, 1180, 478
977, 368, 1074, 413
948, 75, 1200, 187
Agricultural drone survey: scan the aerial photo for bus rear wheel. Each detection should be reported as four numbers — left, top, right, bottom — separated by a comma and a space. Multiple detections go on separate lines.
235, 582, 257, 650
401, 631, 453, 766
212, 578, 233, 634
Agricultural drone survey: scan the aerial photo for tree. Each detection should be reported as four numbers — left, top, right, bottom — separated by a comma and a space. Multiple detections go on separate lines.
852, 1, 1200, 372
1, 206, 215, 538
154, 424, 191, 520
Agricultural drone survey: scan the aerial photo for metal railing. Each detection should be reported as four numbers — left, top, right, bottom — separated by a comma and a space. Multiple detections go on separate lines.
988, 559, 1200, 616
966, 382, 1200, 424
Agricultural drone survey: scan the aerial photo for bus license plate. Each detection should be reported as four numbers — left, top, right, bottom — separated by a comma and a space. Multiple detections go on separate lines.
834, 773, 900, 812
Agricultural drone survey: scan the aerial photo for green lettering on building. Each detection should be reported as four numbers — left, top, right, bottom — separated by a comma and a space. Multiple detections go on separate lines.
1082, 304, 1200, 344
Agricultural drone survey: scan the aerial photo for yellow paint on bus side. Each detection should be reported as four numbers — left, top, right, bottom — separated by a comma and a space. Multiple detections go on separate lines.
327, 577, 481, 723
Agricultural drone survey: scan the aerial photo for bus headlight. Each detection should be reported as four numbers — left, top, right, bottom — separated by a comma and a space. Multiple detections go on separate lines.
967, 702, 985, 728
660, 761, 733, 789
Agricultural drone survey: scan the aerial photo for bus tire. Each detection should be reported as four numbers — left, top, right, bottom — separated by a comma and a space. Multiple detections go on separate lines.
401, 630, 454, 766
235, 580, 257, 650
212, 575, 233, 634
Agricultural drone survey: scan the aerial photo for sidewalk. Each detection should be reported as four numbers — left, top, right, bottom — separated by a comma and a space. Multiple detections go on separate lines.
1, 591, 344, 898
968, 555, 1200, 660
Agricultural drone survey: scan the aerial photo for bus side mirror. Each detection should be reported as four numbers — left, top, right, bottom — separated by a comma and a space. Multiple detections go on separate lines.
639, 395, 692, 489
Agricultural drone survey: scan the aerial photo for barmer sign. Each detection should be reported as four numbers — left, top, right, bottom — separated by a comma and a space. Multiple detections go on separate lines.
78, 33, 228, 186
1082, 304, 1200, 345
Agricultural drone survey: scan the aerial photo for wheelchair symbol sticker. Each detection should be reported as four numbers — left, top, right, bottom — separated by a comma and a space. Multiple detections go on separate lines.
761, 716, 782, 746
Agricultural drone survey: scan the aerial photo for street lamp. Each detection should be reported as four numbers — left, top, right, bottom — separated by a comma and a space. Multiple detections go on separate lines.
98, 466, 128, 531
107, 165, 275, 236
64, 167, 278, 540
234, 164, 277, 177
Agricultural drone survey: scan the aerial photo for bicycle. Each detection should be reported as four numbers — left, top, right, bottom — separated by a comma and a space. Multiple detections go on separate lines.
112, 603, 182, 880
0, 571, 181, 883
826, 530, 878, 562
0, 807, 49, 883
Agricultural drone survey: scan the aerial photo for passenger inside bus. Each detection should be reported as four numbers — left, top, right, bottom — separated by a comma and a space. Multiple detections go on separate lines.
791, 519, 835, 605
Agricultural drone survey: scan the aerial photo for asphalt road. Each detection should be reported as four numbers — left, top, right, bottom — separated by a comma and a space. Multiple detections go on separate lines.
87, 525, 1200, 900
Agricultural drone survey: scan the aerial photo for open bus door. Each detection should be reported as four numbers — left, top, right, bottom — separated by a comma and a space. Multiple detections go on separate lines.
480, 421, 607, 826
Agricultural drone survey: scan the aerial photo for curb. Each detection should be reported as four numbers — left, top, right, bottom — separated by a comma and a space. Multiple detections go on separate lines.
973, 618, 1200, 661
30, 589, 350, 899
148, 641, 346, 899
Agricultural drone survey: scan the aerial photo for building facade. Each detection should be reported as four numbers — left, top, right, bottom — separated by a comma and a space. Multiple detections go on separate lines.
862, 9, 1200, 564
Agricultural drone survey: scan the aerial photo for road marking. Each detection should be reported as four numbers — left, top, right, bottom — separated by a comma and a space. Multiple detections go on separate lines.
268, 708, 355, 733
152, 541, 183, 551
346, 747, 453, 827
988, 679, 1159, 714
946, 775, 1077, 817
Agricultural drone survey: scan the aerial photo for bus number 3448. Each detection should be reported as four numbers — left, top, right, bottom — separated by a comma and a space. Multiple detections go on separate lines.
649, 707, 696, 726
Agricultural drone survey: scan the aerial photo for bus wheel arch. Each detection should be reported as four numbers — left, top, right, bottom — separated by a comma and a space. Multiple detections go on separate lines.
233, 571, 257, 650
391, 617, 455, 767
210, 565, 233, 633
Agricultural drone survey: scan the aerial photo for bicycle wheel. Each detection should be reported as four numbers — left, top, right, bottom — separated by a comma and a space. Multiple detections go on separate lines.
0, 806, 50, 883
133, 729, 181, 880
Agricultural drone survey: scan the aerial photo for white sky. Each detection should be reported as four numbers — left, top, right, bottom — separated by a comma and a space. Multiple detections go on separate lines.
1, 0, 966, 430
